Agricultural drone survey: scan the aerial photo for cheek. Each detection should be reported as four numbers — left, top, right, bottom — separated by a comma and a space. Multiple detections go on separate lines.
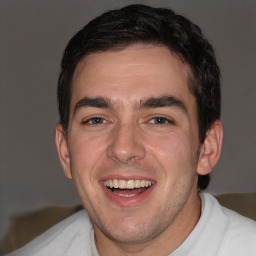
149, 132, 185, 156
69, 132, 107, 177
148, 132, 197, 173
68, 134, 108, 208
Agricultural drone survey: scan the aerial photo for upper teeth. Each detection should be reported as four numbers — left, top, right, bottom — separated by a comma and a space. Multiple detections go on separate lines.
103, 179, 153, 189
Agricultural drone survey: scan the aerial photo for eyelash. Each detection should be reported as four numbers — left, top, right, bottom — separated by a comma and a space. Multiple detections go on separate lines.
81, 116, 174, 126
149, 116, 173, 125
82, 117, 107, 125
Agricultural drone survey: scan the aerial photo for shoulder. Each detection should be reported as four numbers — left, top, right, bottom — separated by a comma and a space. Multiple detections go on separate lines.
203, 193, 256, 255
6, 210, 93, 256
204, 193, 256, 232
220, 204, 256, 252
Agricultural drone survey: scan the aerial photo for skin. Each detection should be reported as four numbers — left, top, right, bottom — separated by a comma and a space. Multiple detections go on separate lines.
56, 45, 223, 255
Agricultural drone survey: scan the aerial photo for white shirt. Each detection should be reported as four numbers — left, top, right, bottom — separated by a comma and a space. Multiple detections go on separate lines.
7, 193, 256, 256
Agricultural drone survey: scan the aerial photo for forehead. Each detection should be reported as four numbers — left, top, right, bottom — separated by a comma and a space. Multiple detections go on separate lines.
72, 45, 195, 108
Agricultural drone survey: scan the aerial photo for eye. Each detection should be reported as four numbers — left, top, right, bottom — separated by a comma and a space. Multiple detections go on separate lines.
83, 117, 107, 125
149, 116, 173, 125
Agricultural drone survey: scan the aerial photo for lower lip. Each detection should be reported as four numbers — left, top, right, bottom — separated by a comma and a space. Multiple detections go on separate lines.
101, 183, 155, 206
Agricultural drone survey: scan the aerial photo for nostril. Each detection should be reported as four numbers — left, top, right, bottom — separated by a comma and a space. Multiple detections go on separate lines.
106, 140, 146, 164
106, 123, 146, 164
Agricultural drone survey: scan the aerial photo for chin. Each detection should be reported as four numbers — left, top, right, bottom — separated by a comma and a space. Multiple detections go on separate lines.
94, 214, 166, 245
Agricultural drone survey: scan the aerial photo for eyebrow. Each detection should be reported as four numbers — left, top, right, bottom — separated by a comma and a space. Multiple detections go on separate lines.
74, 97, 111, 114
73, 95, 187, 115
139, 96, 187, 112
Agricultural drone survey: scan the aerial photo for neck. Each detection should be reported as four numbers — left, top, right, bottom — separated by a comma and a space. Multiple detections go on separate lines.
94, 190, 201, 256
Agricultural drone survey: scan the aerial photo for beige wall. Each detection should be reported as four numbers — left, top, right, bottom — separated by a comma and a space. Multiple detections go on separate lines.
1, 0, 256, 240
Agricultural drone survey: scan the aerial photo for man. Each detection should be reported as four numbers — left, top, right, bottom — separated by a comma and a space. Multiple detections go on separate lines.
8, 4, 256, 256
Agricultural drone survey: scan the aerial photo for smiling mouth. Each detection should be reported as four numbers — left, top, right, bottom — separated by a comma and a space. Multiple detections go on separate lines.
103, 179, 154, 197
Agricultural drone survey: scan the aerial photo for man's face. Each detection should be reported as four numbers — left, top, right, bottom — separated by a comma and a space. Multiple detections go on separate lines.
58, 45, 203, 244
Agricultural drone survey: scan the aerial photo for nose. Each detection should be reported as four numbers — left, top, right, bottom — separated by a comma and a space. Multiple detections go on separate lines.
106, 123, 146, 164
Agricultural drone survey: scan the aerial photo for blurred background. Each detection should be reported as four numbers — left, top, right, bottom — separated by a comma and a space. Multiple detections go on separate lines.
1, 0, 256, 241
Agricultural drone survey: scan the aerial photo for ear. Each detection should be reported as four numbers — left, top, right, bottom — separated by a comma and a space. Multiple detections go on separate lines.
197, 120, 223, 175
55, 124, 72, 179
